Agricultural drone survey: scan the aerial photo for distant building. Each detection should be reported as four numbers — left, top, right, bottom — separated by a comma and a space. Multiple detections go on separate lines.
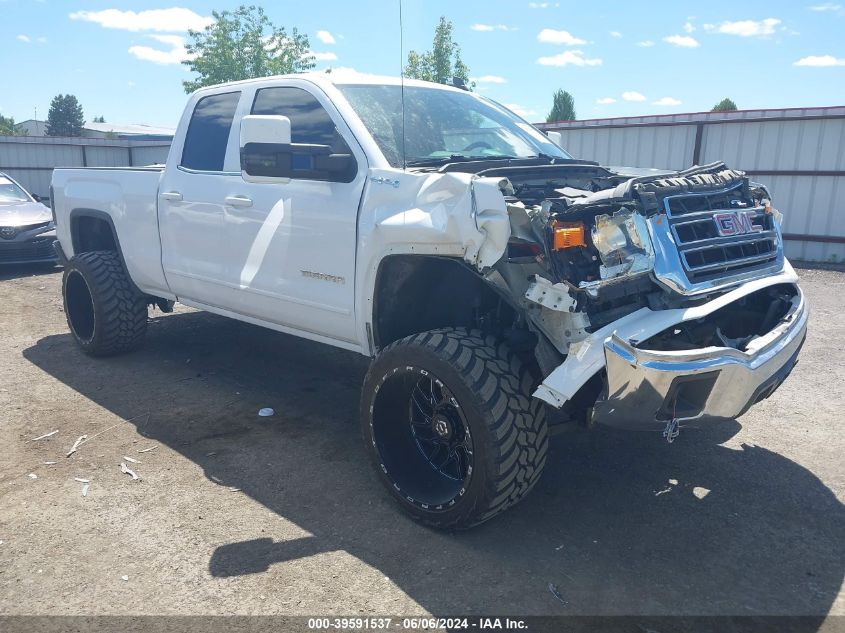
14, 119, 175, 140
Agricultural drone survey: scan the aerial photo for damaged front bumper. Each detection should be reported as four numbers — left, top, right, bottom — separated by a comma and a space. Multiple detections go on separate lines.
534, 264, 808, 430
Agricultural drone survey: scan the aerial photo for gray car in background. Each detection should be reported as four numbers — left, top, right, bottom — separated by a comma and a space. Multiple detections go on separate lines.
0, 172, 57, 265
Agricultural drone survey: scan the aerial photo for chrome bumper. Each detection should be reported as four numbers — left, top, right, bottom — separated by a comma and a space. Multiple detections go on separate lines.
593, 287, 808, 430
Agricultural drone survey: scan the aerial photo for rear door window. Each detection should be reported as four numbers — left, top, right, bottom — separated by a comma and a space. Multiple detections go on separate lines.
181, 91, 241, 171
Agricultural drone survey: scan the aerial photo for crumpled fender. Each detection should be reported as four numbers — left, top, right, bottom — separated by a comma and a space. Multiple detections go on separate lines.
360, 168, 510, 270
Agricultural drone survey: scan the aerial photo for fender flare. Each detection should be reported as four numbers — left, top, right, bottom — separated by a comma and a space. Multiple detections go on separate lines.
67, 208, 136, 287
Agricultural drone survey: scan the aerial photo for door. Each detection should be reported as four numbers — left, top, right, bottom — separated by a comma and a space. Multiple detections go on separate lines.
219, 84, 367, 343
158, 89, 243, 308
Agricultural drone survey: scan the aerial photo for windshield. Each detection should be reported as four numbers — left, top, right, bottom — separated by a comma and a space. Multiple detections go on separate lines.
337, 84, 571, 167
0, 176, 31, 204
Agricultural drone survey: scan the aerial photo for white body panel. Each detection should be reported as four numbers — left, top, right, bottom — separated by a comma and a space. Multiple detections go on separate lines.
51, 167, 173, 299
51, 73, 511, 356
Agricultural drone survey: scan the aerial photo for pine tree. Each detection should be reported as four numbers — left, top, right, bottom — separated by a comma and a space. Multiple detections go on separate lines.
547, 90, 576, 122
46, 94, 85, 137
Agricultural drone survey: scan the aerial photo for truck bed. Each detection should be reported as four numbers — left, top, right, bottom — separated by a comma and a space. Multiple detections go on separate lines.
52, 166, 170, 298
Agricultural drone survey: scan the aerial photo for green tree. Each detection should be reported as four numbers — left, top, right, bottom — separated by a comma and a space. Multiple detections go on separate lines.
404, 16, 473, 88
547, 89, 576, 122
92, 116, 106, 123
46, 94, 85, 137
712, 98, 738, 112
0, 113, 21, 136
182, 5, 315, 93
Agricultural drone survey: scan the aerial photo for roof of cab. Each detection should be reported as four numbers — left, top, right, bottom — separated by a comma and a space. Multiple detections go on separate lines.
191, 71, 467, 95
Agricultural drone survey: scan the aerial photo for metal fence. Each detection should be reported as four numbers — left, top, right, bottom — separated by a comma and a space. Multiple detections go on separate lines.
0, 135, 171, 201
4, 111, 843, 263
539, 106, 845, 263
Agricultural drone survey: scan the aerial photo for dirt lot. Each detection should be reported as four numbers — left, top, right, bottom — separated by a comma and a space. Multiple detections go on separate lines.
0, 264, 843, 618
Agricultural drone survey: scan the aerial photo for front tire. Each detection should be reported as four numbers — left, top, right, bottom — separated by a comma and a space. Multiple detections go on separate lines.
361, 328, 548, 529
62, 250, 148, 356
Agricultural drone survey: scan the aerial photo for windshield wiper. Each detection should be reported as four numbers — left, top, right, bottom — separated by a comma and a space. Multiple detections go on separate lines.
405, 154, 517, 168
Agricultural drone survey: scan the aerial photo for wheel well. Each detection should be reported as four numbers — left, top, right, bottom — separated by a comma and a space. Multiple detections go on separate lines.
70, 213, 117, 254
372, 255, 520, 350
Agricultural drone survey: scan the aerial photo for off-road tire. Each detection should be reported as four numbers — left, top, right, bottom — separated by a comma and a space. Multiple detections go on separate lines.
361, 327, 548, 529
62, 250, 148, 356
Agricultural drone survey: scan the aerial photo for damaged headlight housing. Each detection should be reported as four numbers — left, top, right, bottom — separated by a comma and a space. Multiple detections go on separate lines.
762, 198, 784, 226
588, 208, 655, 282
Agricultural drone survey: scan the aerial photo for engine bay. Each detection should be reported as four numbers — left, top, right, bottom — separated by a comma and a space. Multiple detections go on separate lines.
465, 160, 784, 359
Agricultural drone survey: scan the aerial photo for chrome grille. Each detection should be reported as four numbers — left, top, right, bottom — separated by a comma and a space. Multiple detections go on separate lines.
663, 186, 779, 284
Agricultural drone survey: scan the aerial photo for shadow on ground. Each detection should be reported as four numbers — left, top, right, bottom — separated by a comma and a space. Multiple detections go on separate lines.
0, 262, 60, 282
23, 310, 845, 618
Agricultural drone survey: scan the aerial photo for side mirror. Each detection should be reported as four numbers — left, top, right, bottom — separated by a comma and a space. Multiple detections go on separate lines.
240, 114, 356, 183
240, 115, 292, 184
546, 131, 564, 149
32, 194, 41, 202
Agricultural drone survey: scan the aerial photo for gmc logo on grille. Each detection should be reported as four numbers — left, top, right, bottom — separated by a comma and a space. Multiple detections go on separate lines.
713, 211, 763, 237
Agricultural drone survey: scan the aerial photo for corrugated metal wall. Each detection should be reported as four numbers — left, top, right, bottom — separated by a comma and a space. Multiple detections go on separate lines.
541, 107, 845, 263
0, 136, 171, 201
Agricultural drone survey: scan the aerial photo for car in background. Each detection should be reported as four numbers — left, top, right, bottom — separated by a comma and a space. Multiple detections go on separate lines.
0, 172, 57, 265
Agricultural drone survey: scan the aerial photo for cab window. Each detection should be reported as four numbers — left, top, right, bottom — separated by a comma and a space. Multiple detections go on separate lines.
181, 91, 241, 171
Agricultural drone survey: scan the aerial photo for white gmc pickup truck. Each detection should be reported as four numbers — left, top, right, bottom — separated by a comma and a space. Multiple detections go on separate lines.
51, 72, 807, 528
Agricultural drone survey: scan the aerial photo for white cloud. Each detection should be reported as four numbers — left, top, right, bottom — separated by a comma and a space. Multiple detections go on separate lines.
596, 97, 616, 104
793, 54, 845, 66
316, 30, 335, 44
528, 2, 560, 8
128, 34, 191, 65
704, 18, 781, 37
809, 3, 842, 11
683, 21, 696, 33
504, 103, 537, 118
537, 50, 602, 66
472, 24, 514, 32
622, 91, 647, 102
637, 40, 655, 47
69, 8, 213, 33
653, 96, 682, 106
663, 34, 700, 47
610, 31, 622, 38
18, 34, 47, 44
311, 51, 338, 61
472, 75, 507, 83
537, 28, 587, 45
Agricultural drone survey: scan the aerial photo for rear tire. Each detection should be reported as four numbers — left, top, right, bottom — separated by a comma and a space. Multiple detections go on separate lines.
62, 250, 148, 356
361, 327, 548, 529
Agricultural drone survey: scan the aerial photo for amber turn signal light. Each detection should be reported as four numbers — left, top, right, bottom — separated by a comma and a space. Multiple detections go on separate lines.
553, 222, 586, 250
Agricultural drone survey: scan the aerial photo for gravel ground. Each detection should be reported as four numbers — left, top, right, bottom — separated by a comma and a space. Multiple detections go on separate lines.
0, 264, 842, 618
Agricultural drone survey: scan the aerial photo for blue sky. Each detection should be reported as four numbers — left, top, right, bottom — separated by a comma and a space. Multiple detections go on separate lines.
2, 0, 844, 128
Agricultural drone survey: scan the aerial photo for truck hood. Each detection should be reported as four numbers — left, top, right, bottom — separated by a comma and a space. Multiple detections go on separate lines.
605, 165, 678, 178
0, 201, 52, 226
